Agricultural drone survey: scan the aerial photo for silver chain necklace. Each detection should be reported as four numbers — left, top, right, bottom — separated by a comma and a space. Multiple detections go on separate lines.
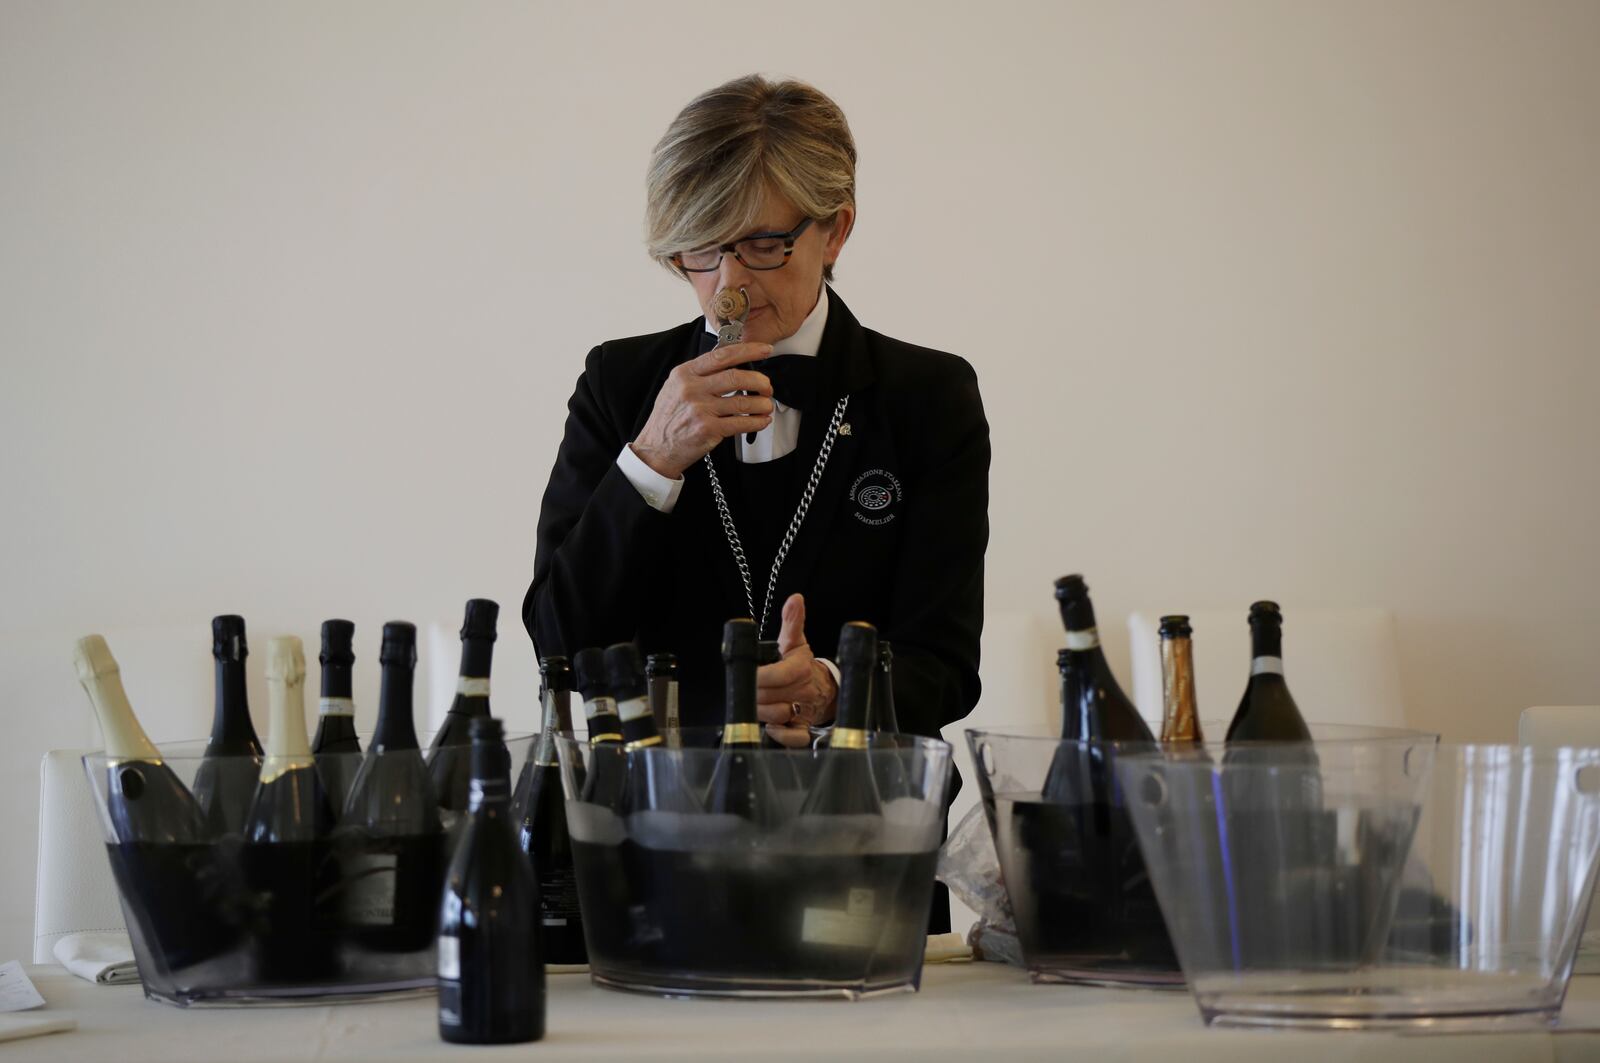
701, 395, 850, 638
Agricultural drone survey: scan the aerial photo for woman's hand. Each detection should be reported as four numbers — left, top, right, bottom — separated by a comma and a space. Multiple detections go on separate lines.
630, 341, 776, 480
758, 594, 838, 748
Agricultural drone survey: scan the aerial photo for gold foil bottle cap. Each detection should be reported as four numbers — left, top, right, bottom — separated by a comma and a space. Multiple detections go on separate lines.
711, 286, 749, 325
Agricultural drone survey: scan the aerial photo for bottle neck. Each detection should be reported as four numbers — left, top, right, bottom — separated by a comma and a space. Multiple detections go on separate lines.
85, 668, 162, 763
722, 658, 760, 746
831, 655, 873, 747
468, 740, 511, 813
211, 658, 258, 749
535, 687, 567, 766
1249, 622, 1285, 674
263, 673, 313, 780
457, 637, 494, 680
373, 661, 420, 750
1160, 636, 1202, 743
618, 694, 662, 749
320, 661, 353, 701
583, 695, 622, 744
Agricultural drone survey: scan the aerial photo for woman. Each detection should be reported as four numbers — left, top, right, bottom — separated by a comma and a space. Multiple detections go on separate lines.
522, 75, 988, 849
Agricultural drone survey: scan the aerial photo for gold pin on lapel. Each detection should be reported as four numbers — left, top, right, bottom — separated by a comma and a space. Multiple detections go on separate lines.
838, 423, 852, 436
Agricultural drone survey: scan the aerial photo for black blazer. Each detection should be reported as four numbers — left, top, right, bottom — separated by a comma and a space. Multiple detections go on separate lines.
522, 287, 989, 741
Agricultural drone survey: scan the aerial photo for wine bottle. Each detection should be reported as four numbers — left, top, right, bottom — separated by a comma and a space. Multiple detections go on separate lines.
798, 622, 883, 817
341, 621, 444, 952
1158, 616, 1205, 744
244, 636, 338, 980
426, 598, 499, 821
608, 642, 699, 814
74, 635, 226, 969
512, 656, 586, 966
1043, 575, 1153, 801
869, 640, 912, 801
646, 652, 680, 749
246, 636, 335, 842
574, 648, 626, 810
703, 620, 784, 824
869, 640, 902, 734
1226, 601, 1312, 741
73, 635, 206, 845
438, 717, 545, 1045
313, 619, 361, 813
192, 614, 264, 836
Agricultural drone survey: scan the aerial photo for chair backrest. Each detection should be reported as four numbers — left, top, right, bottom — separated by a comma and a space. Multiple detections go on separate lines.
34, 750, 124, 963
1518, 706, 1600, 749
1126, 606, 1409, 730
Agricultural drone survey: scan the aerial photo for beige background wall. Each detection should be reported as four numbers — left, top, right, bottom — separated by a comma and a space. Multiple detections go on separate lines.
2, 0, 1597, 957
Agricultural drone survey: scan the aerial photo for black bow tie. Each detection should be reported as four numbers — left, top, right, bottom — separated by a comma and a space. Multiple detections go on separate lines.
698, 332, 818, 410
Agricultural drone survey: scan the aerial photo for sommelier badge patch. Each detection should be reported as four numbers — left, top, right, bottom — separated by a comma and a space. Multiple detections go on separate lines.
851, 469, 902, 526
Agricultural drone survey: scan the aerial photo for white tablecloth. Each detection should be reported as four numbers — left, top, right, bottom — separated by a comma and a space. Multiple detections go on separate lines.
10, 963, 1600, 1061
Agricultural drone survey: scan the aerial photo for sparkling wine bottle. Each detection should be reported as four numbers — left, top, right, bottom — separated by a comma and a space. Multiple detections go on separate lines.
427, 599, 499, 822
646, 652, 680, 749
341, 621, 444, 952
1043, 575, 1153, 802
869, 640, 912, 801
512, 656, 586, 966
608, 642, 699, 814
574, 648, 626, 809
73, 635, 206, 844
74, 635, 227, 969
312, 619, 361, 813
1158, 616, 1205, 744
798, 622, 883, 817
244, 636, 338, 980
1226, 601, 1312, 741
192, 615, 264, 836
705, 620, 784, 824
438, 717, 545, 1045
246, 636, 335, 842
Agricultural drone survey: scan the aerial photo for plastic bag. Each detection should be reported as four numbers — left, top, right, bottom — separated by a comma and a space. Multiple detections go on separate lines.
936, 804, 1022, 966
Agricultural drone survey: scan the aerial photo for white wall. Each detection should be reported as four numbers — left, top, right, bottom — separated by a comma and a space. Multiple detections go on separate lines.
2, 1, 1597, 960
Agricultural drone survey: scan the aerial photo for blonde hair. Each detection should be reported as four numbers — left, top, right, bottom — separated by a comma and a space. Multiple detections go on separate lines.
646, 75, 856, 282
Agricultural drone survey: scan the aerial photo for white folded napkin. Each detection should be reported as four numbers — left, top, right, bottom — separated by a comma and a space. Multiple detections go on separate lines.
52, 933, 140, 985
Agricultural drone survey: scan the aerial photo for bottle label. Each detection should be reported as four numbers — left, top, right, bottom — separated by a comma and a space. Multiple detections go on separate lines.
344, 853, 399, 926
438, 933, 460, 980
457, 677, 490, 697
617, 696, 651, 723
801, 888, 878, 949
584, 696, 618, 721
319, 697, 354, 717
1251, 656, 1285, 677
1064, 627, 1099, 651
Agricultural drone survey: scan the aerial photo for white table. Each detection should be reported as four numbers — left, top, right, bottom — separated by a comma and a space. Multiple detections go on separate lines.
10, 963, 1600, 1061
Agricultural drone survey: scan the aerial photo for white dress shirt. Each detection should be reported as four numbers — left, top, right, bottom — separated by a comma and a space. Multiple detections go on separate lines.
615, 289, 839, 691
616, 288, 829, 514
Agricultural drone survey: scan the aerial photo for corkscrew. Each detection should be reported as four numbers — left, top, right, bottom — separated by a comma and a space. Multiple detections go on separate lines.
711, 286, 749, 348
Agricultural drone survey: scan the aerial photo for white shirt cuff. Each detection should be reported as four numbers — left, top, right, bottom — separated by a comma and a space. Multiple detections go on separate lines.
617, 444, 685, 514
817, 657, 841, 689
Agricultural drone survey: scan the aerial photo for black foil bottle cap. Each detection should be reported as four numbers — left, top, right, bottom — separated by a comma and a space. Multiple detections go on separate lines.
212, 615, 248, 661
459, 598, 500, 642
1159, 615, 1193, 639
604, 643, 648, 702
1054, 574, 1095, 632
837, 621, 878, 669
380, 621, 418, 666
320, 619, 355, 666
646, 653, 678, 677
573, 647, 609, 701
757, 640, 782, 667
722, 619, 758, 662
541, 655, 573, 692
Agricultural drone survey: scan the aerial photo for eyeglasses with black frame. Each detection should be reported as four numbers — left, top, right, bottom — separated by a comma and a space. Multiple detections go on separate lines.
672, 217, 815, 274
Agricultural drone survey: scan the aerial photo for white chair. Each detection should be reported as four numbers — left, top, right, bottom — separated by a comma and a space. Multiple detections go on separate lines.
1127, 607, 1409, 730
34, 750, 125, 963
1518, 706, 1600, 749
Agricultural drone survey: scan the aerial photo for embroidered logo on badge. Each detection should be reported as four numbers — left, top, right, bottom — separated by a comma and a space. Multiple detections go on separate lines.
851, 469, 902, 526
